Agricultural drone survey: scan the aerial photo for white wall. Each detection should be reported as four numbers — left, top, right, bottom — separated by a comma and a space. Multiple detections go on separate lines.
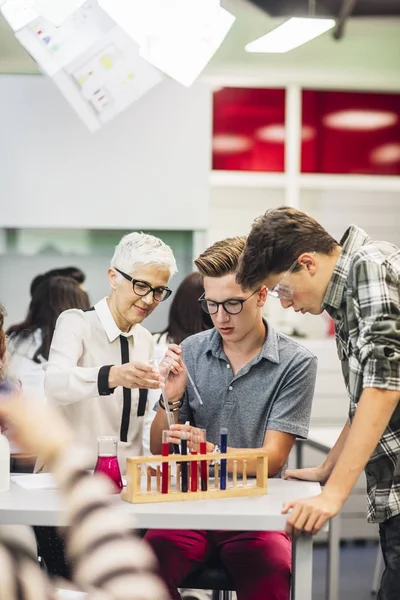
0, 229, 193, 333
0, 75, 212, 230
301, 188, 400, 247
208, 184, 284, 244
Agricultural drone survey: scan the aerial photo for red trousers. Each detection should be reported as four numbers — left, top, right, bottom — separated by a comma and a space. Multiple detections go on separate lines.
145, 529, 291, 600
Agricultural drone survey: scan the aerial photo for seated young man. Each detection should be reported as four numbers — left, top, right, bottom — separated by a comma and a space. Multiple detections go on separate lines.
147, 236, 317, 600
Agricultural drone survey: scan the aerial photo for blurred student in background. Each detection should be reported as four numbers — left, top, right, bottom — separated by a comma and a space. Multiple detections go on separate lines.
0, 304, 7, 384
143, 273, 213, 454
7, 276, 90, 397
30, 266, 87, 297
0, 393, 168, 600
153, 272, 213, 356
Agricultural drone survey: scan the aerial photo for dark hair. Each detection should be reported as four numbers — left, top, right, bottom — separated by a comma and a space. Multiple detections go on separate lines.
158, 272, 213, 345
30, 266, 86, 297
236, 207, 339, 289
7, 276, 90, 362
194, 237, 247, 279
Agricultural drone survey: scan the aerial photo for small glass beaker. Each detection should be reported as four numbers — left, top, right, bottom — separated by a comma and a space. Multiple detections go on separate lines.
94, 436, 123, 494
149, 356, 173, 383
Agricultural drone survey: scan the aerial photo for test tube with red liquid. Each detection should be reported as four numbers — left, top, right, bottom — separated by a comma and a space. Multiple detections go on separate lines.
190, 432, 198, 492
199, 428, 208, 491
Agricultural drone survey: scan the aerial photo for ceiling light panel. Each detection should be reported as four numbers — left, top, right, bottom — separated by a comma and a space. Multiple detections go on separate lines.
245, 17, 335, 53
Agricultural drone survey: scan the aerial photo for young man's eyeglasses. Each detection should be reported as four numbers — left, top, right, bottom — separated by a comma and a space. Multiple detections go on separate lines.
268, 252, 315, 300
115, 268, 172, 302
198, 289, 259, 315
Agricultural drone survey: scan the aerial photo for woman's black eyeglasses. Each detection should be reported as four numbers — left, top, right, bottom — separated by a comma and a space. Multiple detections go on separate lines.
115, 268, 172, 302
198, 289, 259, 315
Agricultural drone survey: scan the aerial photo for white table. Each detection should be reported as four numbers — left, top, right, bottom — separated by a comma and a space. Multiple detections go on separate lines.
297, 426, 343, 600
0, 478, 320, 600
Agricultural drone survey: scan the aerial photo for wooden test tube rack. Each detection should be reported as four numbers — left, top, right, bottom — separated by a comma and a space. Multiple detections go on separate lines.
122, 449, 268, 504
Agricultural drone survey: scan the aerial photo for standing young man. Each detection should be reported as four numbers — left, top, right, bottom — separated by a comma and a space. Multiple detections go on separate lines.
237, 207, 400, 599
147, 236, 317, 600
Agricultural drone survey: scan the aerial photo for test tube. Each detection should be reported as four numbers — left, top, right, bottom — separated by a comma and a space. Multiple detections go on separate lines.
156, 466, 161, 492
190, 434, 198, 493
220, 427, 228, 490
199, 429, 208, 492
147, 466, 152, 492
161, 430, 169, 494
176, 464, 181, 492
181, 432, 188, 493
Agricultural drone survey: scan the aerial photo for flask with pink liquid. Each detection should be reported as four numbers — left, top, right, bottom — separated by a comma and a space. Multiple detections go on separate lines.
94, 436, 123, 493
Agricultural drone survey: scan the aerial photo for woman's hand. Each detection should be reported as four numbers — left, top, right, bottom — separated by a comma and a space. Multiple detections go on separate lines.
108, 362, 164, 389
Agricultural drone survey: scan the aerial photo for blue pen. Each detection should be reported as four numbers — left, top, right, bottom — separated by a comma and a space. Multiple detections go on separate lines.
220, 427, 228, 490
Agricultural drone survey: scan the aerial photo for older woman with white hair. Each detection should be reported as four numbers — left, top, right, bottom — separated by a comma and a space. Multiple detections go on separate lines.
44, 232, 182, 472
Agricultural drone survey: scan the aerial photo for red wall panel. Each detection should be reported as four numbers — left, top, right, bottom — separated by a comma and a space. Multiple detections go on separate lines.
212, 87, 286, 172
301, 90, 400, 175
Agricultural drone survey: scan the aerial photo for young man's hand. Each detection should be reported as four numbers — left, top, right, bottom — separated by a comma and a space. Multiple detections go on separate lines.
168, 424, 214, 453
163, 344, 183, 375
282, 490, 343, 536
283, 465, 329, 485
163, 348, 187, 403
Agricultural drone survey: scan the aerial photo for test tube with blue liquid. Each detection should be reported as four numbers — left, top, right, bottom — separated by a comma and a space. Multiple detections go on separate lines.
181, 431, 188, 493
220, 427, 228, 490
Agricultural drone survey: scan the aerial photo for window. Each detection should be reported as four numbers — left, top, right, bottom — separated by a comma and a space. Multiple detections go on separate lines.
301, 90, 400, 175
212, 87, 286, 172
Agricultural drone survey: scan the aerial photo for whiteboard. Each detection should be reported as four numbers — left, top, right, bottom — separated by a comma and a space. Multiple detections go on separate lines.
0, 75, 211, 229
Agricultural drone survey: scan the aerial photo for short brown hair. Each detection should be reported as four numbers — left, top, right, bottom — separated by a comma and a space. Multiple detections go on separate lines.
236, 207, 338, 289
195, 237, 247, 279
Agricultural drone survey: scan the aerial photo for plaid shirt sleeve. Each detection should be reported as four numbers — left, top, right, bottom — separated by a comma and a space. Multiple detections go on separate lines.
352, 258, 400, 390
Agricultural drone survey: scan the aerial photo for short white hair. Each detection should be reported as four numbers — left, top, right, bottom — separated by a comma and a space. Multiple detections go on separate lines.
111, 232, 178, 277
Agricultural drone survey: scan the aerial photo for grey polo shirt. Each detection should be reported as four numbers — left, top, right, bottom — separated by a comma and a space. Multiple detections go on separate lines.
179, 323, 317, 449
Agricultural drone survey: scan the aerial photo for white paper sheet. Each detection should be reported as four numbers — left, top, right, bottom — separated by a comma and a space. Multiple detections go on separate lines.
53, 26, 163, 130
1, 0, 39, 31
11, 473, 57, 490
15, 1, 114, 76
26, 0, 86, 27
11, 473, 127, 489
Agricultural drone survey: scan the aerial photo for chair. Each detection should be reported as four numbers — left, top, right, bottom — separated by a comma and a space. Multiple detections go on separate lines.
180, 557, 234, 600
371, 546, 384, 595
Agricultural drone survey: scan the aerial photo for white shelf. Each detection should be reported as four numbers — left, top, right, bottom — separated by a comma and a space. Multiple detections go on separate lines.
299, 173, 400, 192
210, 170, 287, 188
210, 170, 400, 193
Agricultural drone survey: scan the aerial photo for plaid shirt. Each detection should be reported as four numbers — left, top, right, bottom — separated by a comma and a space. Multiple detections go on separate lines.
323, 225, 400, 523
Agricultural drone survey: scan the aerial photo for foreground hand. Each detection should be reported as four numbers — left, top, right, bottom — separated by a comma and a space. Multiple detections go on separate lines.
109, 362, 164, 389
283, 465, 329, 485
168, 424, 213, 452
282, 491, 343, 536
0, 395, 73, 462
